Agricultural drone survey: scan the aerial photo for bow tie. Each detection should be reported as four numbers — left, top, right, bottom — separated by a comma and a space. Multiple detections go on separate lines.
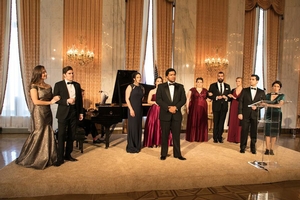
67, 82, 73, 84
251, 87, 256, 90
169, 82, 175, 86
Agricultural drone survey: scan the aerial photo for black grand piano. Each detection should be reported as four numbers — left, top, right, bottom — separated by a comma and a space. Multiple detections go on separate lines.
91, 70, 155, 148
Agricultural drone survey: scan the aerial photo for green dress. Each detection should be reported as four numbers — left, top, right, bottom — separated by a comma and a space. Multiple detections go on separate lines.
264, 93, 285, 137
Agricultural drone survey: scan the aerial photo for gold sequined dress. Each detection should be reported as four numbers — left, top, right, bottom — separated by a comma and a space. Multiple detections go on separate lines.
15, 85, 57, 169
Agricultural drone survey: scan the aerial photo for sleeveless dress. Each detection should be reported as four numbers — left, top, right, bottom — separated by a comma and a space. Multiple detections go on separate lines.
126, 84, 144, 153
227, 89, 242, 143
265, 93, 285, 137
15, 85, 57, 169
143, 94, 172, 147
186, 87, 208, 142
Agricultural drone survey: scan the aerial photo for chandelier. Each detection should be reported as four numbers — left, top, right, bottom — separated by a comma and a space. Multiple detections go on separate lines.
205, 47, 229, 68
66, 36, 94, 66
205, 57, 229, 67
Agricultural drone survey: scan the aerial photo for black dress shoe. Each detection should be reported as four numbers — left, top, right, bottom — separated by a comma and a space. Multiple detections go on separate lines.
175, 156, 186, 160
64, 156, 78, 162
53, 161, 64, 167
218, 140, 224, 143
160, 156, 166, 160
240, 149, 245, 153
251, 151, 256, 154
213, 140, 218, 143
93, 138, 102, 144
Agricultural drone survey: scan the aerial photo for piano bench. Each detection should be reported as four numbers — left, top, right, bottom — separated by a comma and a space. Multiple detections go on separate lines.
75, 127, 86, 153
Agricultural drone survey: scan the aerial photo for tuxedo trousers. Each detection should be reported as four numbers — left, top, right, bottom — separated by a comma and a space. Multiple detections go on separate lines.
240, 117, 258, 151
160, 119, 182, 157
57, 106, 77, 162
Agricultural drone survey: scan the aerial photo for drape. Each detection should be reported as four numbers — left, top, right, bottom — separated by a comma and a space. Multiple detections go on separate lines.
242, 9, 256, 87
17, 0, 40, 112
195, 0, 228, 88
266, 8, 281, 91
155, 0, 173, 80
243, 0, 284, 88
245, 0, 285, 15
125, 0, 144, 71
63, 0, 103, 108
0, 0, 11, 114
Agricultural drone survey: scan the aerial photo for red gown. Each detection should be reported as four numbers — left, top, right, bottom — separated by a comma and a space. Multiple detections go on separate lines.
186, 88, 208, 142
227, 89, 242, 143
143, 94, 172, 147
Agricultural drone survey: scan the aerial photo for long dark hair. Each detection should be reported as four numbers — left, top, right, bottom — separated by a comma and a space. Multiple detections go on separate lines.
155, 76, 163, 87
29, 65, 46, 90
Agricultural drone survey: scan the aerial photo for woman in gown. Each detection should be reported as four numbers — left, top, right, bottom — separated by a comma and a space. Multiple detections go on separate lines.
143, 77, 172, 147
15, 65, 60, 169
186, 77, 208, 142
227, 77, 243, 143
264, 80, 285, 155
125, 72, 144, 153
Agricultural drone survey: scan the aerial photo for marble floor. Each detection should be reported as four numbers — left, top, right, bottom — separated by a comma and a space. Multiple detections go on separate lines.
0, 132, 300, 200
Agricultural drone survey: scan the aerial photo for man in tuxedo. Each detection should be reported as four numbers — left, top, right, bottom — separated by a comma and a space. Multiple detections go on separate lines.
53, 66, 84, 166
208, 71, 231, 143
238, 74, 266, 154
156, 68, 187, 161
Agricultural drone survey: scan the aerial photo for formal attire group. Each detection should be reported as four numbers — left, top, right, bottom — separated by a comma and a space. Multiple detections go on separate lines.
16, 65, 280, 169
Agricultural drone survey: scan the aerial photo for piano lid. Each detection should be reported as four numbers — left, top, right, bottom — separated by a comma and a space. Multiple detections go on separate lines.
111, 70, 155, 104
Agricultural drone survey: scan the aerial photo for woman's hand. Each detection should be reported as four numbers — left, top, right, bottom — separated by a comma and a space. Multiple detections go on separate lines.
50, 96, 60, 104
130, 109, 135, 117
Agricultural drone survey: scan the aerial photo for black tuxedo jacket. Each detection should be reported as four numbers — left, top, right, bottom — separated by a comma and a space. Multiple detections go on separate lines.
208, 82, 231, 112
238, 87, 266, 119
53, 80, 84, 120
156, 82, 186, 121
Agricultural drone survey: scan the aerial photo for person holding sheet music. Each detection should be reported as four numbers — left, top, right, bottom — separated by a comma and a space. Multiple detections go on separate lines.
263, 80, 285, 155
238, 74, 266, 154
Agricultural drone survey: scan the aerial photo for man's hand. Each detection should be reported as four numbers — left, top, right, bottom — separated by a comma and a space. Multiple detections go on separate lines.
67, 98, 75, 105
168, 106, 177, 114
251, 106, 257, 110
238, 114, 243, 120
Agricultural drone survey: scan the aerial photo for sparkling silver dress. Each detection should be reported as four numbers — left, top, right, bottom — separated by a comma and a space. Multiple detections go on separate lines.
15, 85, 57, 169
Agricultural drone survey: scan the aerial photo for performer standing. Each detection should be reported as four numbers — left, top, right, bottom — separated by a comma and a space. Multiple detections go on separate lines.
125, 72, 144, 153
227, 77, 243, 143
263, 80, 285, 155
238, 74, 266, 154
143, 77, 172, 147
16, 65, 60, 169
208, 72, 231, 143
53, 66, 84, 166
156, 68, 186, 160
186, 77, 208, 142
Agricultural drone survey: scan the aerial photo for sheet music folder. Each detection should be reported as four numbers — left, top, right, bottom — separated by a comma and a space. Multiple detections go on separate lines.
247, 100, 273, 107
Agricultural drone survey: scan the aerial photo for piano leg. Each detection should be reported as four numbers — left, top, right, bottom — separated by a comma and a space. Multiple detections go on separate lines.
103, 124, 117, 149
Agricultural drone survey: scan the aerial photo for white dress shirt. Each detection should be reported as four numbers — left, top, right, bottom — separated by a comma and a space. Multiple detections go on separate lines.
168, 82, 175, 101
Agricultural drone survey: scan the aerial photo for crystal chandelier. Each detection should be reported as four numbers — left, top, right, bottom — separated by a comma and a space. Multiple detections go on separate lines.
205, 47, 229, 68
66, 36, 94, 66
205, 57, 229, 67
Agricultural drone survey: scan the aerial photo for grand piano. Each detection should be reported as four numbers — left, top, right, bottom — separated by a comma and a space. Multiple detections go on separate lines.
91, 70, 155, 148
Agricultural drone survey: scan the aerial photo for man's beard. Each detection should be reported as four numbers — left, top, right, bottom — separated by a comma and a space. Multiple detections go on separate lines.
218, 79, 223, 83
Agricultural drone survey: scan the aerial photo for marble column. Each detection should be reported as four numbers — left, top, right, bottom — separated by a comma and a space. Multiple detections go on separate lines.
40, 0, 64, 130
279, 0, 300, 128
173, 0, 197, 129
101, 0, 126, 103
